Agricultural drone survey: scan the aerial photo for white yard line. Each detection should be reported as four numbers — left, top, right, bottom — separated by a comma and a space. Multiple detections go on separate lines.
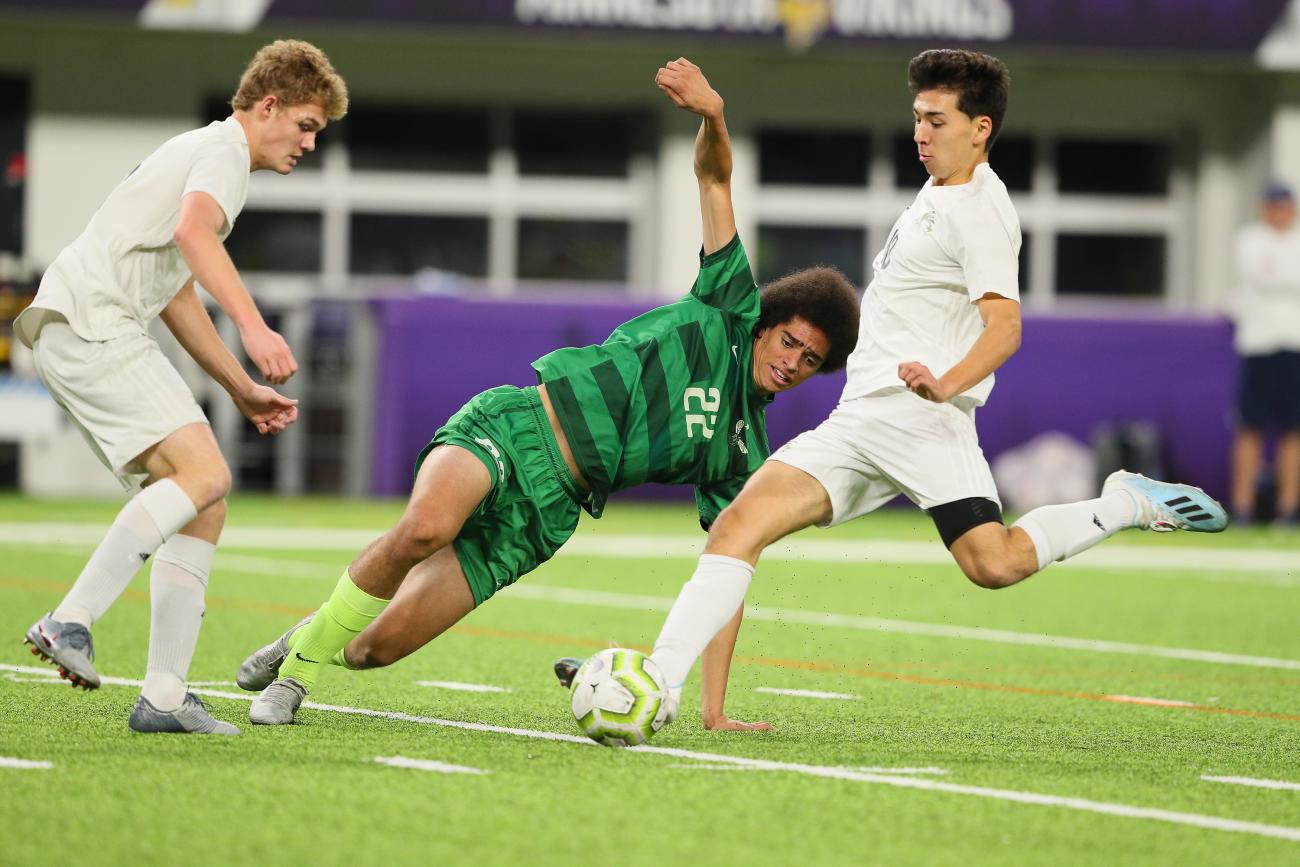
7, 529, 1297, 673
374, 756, 489, 775
854, 767, 949, 776
2, 662, 1297, 843
755, 687, 858, 700
414, 681, 512, 693
0, 757, 52, 769
1, 523, 1297, 578
1202, 775, 1300, 792
503, 584, 1300, 673
1105, 695, 1196, 708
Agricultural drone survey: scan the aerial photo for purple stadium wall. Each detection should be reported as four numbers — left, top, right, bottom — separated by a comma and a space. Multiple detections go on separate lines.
370, 295, 1236, 503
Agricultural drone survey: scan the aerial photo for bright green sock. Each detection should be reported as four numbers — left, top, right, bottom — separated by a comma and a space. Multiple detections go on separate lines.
278, 569, 387, 690
328, 648, 354, 669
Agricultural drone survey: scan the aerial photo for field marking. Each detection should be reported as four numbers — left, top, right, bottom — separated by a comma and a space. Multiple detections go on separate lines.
854, 767, 948, 776
5, 582, 1299, 722
3, 663, 1298, 843
755, 687, 858, 700
0, 757, 52, 769
1202, 775, 1300, 792
1106, 695, 1196, 708
14, 542, 1295, 679
415, 680, 512, 694
1, 522, 1297, 578
374, 756, 489, 775
504, 584, 1300, 673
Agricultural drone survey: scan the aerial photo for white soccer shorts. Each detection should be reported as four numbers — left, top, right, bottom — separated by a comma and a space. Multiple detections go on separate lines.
770, 388, 1000, 527
31, 321, 209, 489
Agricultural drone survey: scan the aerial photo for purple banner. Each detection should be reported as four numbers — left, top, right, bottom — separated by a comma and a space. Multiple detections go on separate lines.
368, 295, 1236, 504
0, 0, 1290, 54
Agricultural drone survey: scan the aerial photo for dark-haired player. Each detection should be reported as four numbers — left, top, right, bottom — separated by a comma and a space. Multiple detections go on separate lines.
623, 49, 1227, 732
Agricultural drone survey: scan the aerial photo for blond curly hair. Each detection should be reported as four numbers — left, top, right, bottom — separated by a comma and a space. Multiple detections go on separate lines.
232, 39, 348, 120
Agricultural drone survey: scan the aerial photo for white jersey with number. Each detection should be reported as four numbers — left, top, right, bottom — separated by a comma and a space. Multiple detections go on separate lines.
842, 162, 1021, 408
16, 116, 250, 347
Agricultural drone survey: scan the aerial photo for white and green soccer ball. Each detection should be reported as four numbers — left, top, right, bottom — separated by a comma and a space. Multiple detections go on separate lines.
570, 648, 670, 747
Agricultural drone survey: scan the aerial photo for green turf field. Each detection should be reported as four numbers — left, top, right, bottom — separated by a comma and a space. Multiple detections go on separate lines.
1, 494, 1298, 866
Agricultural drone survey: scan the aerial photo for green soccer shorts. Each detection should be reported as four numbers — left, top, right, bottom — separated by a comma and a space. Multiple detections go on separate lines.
417, 385, 586, 606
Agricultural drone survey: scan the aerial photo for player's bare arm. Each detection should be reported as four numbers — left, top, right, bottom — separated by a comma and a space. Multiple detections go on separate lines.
899, 293, 1021, 402
173, 190, 299, 385
655, 58, 736, 255
699, 606, 774, 732
159, 281, 298, 435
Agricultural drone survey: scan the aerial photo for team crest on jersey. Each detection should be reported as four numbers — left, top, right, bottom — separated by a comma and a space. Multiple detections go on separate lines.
920, 211, 937, 234
730, 420, 749, 455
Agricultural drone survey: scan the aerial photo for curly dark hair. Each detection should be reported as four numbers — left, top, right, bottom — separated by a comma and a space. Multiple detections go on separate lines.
908, 48, 1010, 152
756, 266, 860, 373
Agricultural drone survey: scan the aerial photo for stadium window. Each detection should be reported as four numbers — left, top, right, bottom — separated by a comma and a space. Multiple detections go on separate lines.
1056, 139, 1170, 195
757, 225, 866, 287
224, 210, 322, 273
892, 132, 931, 189
345, 105, 490, 173
1055, 233, 1165, 297
0, 77, 28, 255
349, 214, 489, 277
516, 218, 629, 282
989, 135, 1033, 192
1018, 231, 1031, 297
758, 129, 869, 186
514, 111, 639, 177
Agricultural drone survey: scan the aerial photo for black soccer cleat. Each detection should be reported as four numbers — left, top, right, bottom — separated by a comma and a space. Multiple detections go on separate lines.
553, 657, 583, 689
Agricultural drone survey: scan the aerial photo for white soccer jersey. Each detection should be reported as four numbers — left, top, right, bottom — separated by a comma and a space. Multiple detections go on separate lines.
16, 117, 250, 347
842, 162, 1021, 407
1230, 221, 1300, 355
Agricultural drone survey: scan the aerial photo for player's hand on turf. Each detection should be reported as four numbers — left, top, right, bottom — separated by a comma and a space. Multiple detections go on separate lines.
240, 323, 299, 385
234, 383, 299, 435
899, 361, 951, 403
702, 713, 775, 733
655, 58, 723, 119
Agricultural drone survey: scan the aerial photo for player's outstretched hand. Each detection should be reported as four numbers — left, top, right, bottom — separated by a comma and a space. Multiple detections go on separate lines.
703, 713, 775, 733
240, 322, 299, 385
234, 383, 299, 436
898, 361, 951, 403
655, 58, 723, 118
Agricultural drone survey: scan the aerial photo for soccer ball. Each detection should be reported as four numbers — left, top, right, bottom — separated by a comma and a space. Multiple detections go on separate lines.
570, 648, 670, 747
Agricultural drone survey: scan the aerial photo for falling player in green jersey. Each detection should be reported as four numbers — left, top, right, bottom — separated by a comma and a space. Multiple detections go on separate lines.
239, 57, 861, 726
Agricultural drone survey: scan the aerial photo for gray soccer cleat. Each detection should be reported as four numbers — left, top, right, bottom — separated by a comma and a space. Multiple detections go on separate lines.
249, 677, 307, 725
128, 693, 240, 735
1103, 470, 1229, 533
23, 613, 100, 689
236, 614, 314, 691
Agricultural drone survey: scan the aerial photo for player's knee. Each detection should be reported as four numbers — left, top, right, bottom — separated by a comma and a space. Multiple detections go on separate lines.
393, 512, 456, 561
188, 462, 232, 508
348, 635, 397, 669
961, 557, 1021, 590
707, 504, 764, 557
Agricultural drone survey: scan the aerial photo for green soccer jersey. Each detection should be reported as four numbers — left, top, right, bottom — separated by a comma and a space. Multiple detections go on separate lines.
531, 234, 772, 527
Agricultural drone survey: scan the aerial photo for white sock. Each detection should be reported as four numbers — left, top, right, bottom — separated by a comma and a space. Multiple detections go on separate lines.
53, 479, 198, 627
141, 534, 214, 711
1013, 491, 1138, 572
651, 554, 755, 699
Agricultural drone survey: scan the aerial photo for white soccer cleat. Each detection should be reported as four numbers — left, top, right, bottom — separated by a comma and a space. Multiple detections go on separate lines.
1103, 470, 1228, 533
